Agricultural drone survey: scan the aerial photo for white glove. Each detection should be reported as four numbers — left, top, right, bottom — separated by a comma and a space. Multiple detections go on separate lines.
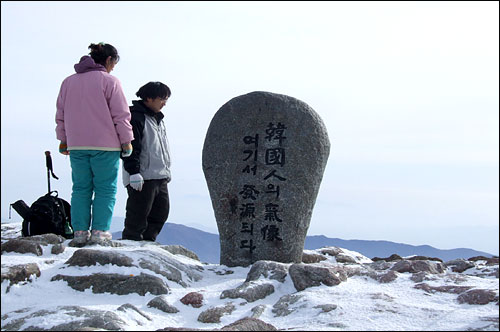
129, 173, 144, 191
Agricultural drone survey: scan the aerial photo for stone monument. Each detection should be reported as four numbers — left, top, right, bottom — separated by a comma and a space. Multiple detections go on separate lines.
202, 91, 330, 267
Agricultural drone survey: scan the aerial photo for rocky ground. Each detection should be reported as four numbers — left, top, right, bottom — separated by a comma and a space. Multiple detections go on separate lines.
1, 222, 499, 331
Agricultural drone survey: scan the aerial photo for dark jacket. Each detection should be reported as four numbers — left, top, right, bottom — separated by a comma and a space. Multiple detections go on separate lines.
122, 100, 171, 186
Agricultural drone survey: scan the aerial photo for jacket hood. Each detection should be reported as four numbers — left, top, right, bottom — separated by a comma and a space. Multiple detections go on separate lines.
74, 56, 107, 73
131, 100, 164, 122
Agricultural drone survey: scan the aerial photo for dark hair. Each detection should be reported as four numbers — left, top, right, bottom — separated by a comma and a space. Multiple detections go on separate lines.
136, 81, 171, 100
88, 42, 120, 66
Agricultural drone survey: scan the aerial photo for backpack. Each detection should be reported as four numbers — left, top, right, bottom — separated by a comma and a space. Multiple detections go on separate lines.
19, 191, 73, 239
10, 151, 74, 239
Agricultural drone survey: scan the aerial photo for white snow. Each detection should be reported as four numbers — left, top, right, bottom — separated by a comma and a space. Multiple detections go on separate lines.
1, 221, 498, 331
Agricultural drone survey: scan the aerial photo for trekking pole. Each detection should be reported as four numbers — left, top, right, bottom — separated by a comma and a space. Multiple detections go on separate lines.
45, 151, 59, 193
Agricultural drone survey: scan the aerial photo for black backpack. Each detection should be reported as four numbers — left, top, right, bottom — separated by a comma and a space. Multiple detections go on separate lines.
10, 151, 74, 239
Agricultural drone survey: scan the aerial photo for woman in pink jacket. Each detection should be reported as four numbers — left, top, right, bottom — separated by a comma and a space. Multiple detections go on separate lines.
55, 43, 134, 244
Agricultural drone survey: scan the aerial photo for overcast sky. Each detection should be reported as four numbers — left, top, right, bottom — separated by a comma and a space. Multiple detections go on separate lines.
1, 1, 498, 254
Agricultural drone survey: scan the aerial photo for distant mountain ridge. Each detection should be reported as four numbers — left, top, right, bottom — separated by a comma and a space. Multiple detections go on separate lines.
304, 235, 494, 262
112, 222, 495, 264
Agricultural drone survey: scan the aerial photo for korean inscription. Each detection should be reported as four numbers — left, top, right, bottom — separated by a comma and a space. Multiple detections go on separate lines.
202, 91, 330, 267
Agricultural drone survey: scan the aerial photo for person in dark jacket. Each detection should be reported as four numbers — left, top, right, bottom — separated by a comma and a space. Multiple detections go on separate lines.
121, 81, 172, 241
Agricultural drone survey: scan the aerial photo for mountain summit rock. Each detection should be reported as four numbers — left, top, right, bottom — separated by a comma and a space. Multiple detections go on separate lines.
202, 91, 330, 267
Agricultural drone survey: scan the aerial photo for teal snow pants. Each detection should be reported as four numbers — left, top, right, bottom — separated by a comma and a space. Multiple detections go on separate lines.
69, 150, 120, 231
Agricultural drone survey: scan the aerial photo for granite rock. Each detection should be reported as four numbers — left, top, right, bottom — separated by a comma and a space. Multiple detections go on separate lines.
202, 91, 330, 267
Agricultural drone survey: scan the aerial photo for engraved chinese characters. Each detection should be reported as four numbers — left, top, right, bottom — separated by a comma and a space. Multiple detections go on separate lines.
203, 91, 330, 267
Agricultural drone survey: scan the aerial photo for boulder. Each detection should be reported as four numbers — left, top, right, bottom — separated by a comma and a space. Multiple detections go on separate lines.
220, 281, 275, 302
272, 294, 305, 317
198, 303, 236, 323
51, 272, 169, 296
65, 248, 134, 267
1, 263, 40, 285
203, 91, 330, 267
1, 239, 43, 256
148, 295, 180, 313
289, 263, 347, 291
245, 260, 289, 283
391, 260, 445, 274
457, 289, 499, 305
0, 305, 127, 331
302, 252, 328, 264
180, 291, 204, 308
161, 244, 200, 261
220, 317, 277, 331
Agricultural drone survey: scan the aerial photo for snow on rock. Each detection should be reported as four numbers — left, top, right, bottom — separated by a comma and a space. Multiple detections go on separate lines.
1, 221, 499, 331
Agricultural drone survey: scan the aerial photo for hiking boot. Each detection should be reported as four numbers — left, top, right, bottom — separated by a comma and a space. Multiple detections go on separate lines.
73, 230, 91, 244
91, 230, 112, 241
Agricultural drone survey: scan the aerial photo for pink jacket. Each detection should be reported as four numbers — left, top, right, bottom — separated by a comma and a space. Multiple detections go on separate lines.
55, 56, 133, 151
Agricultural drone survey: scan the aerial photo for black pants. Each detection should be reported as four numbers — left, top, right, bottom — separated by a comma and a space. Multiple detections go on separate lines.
122, 179, 169, 241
